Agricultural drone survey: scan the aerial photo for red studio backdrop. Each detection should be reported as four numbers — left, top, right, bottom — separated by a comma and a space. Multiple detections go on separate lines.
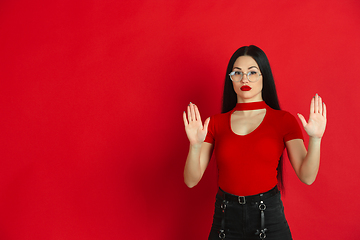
1, 1, 360, 239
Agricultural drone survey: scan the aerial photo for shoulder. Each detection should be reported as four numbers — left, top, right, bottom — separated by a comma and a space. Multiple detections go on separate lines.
210, 111, 231, 120
267, 108, 303, 140
268, 107, 302, 131
208, 111, 231, 128
266, 108, 301, 130
267, 107, 296, 121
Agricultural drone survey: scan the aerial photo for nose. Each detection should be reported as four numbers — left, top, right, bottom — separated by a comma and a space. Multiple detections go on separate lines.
240, 73, 249, 83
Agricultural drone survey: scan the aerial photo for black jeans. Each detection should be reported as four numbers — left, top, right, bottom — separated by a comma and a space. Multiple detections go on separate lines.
208, 187, 292, 240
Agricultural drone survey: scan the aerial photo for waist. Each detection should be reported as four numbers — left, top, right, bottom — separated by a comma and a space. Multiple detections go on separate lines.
217, 186, 279, 204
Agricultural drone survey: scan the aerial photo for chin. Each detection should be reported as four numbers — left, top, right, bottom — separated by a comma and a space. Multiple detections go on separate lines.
237, 93, 262, 101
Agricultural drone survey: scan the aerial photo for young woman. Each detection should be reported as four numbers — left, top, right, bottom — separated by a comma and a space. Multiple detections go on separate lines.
183, 45, 327, 240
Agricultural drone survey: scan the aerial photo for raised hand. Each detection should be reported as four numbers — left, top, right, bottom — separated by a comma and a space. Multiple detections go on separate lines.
297, 94, 327, 139
183, 102, 210, 146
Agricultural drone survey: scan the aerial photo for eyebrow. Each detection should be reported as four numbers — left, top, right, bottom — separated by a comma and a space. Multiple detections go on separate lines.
233, 66, 259, 70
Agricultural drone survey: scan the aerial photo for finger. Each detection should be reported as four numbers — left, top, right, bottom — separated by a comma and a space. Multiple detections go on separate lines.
203, 117, 210, 131
187, 105, 192, 122
297, 113, 307, 127
323, 102, 327, 119
190, 103, 196, 122
183, 111, 188, 126
194, 104, 202, 123
314, 94, 319, 113
318, 95, 323, 114
310, 96, 315, 113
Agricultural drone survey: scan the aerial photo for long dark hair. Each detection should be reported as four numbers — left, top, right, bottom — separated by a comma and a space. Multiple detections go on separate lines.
221, 45, 285, 191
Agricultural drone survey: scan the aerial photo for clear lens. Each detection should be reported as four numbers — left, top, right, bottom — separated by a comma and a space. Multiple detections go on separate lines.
229, 71, 243, 82
229, 71, 260, 82
248, 71, 260, 82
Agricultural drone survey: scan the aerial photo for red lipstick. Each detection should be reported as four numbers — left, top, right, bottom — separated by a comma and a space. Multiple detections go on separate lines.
240, 85, 251, 91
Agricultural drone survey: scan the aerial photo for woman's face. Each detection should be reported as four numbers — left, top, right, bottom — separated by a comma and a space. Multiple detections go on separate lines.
231, 56, 263, 103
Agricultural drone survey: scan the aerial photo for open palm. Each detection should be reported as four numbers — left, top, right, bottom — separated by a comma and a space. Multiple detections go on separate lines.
183, 103, 210, 145
297, 94, 327, 139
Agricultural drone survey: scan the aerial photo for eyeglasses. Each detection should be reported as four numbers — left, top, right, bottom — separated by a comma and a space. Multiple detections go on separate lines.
229, 70, 262, 83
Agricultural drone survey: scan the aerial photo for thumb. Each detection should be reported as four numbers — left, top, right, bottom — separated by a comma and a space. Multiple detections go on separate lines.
203, 117, 210, 131
297, 113, 307, 127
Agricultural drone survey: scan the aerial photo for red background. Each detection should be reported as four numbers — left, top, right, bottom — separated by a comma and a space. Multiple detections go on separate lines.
1, 1, 360, 239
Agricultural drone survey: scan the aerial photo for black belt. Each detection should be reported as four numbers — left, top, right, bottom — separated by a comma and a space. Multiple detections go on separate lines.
217, 186, 279, 204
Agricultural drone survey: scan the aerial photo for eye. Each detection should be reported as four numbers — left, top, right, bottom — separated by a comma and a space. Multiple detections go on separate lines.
249, 71, 258, 76
234, 71, 242, 76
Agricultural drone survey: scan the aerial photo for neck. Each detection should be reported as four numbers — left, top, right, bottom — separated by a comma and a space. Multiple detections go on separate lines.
233, 101, 267, 111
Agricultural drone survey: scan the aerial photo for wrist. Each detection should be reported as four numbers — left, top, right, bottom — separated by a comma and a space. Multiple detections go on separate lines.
309, 136, 322, 143
190, 143, 202, 149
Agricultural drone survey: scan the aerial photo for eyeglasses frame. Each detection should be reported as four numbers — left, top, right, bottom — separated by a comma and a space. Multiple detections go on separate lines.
229, 70, 262, 83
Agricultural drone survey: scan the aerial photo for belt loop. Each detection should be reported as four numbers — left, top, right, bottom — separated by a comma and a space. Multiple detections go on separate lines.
238, 196, 246, 204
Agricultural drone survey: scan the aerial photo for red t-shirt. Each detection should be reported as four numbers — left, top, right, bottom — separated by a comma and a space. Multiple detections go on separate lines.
204, 101, 303, 196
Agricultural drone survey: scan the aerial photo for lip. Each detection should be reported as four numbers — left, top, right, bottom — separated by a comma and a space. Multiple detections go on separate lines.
240, 85, 252, 91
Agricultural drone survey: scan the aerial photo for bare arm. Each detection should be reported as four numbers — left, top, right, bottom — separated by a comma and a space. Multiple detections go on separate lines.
286, 94, 327, 185
183, 103, 212, 188
184, 142, 213, 188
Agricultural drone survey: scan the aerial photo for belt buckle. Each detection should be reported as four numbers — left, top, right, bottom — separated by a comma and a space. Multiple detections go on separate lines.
238, 196, 246, 204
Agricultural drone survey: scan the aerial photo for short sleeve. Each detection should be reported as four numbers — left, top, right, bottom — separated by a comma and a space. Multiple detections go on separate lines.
283, 112, 304, 142
204, 116, 215, 144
